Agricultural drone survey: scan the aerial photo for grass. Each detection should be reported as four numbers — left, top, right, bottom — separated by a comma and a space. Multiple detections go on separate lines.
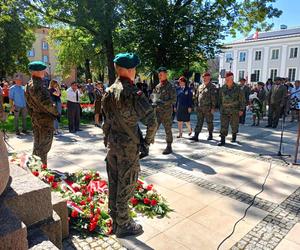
1, 114, 93, 133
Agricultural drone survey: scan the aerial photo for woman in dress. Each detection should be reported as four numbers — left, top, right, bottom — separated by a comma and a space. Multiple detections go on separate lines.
49, 80, 62, 135
175, 76, 193, 138
94, 81, 105, 127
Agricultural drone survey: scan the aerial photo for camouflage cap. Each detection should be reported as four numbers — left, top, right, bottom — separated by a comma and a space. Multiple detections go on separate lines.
157, 67, 168, 73
113, 52, 140, 69
28, 61, 47, 71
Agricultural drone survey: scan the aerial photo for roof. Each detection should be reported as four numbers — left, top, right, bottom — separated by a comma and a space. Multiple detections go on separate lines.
245, 27, 300, 41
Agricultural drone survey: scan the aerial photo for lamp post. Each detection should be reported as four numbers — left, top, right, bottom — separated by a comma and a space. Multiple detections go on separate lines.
48, 62, 52, 80
229, 58, 233, 72
186, 23, 194, 81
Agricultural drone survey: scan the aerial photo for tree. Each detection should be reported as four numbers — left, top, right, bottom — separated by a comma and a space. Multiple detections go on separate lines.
119, 0, 282, 73
0, 1, 35, 79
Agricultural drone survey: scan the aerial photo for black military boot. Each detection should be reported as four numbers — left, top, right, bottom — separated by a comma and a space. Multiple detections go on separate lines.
162, 143, 173, 155
217, 136, 225, 146
207, 132, 213, 140
231, 133, 237, 143
189, 132, 199, 142
115, 220, 144, 238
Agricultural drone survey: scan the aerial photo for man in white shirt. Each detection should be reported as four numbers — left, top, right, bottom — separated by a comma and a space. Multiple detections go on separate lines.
67, 82, 83, 133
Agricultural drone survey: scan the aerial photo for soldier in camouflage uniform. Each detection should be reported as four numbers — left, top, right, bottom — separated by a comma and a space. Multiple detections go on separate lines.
218, 72, 245, 146
190, 72, 217, 141
152, 67, 176, 154
25, 61, 59, 165
102, 53, 157, 238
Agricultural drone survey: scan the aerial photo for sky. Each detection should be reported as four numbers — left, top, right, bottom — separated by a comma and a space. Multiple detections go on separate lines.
225, 0, 300, 43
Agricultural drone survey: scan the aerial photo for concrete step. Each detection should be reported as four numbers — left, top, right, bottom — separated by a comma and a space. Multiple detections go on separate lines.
51, 192, 69, 239
28, 228, 59, 250
2, 165, 53, 227
0, 204, 28, 250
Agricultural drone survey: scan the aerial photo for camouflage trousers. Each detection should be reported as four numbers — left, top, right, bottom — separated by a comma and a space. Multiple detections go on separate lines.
155, 110, 173, 144
32, 125, 54, 165
106, 141, 139, 226
195, 108, 214, 134
220, 112, 239, 137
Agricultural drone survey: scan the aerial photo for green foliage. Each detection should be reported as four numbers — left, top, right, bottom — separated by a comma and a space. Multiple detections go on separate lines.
0, 1, 36, 78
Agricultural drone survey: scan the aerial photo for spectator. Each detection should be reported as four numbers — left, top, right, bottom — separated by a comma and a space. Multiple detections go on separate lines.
67, 82, 83, 133
86, 79, 95, 104
2, 81, 9, 104
290, 80, 300, 122
175, 76, 193, 138
49, 80, 62, 135
239, 78, 251, 124
94, 81, 105, 127
249, 92, 263, 126
9, 81, 27, 135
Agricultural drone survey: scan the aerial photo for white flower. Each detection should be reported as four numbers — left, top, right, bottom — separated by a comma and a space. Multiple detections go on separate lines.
74, 192, 82, 196
147, 190, 154, 196
72, 183, 81, 189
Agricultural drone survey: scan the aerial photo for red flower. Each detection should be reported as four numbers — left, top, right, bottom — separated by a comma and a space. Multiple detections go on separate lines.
52, 182, 59, 189
71, 210, 78, 218
97, 208, 101, 214
90, 204, 94, 210
87, 197, 92, 202
130, 197, 139, 206
41, 164, 47, 170
48, 175, 54, 183
151, 199, 158, 206
80, 200, 86, 206
146, 184, 153, 191
85, 174, 92, 181
32, 171, 39, 177
89, 222, 97, 232
143, 198, 151, 205
137, 180, 144, 186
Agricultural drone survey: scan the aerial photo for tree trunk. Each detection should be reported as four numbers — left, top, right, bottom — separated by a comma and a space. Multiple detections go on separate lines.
104, 31, 115, 85
84, 59, 92, 80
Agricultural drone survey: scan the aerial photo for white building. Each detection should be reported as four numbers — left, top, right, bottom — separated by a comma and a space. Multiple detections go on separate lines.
219, 26, 300, 85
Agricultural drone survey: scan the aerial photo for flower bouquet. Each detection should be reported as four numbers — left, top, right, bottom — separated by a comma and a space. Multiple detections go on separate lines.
11, 153, 173, 236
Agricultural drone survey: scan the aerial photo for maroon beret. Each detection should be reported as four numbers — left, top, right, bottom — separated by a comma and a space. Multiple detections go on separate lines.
225, 72, 234, 77
202, 72, 211, 77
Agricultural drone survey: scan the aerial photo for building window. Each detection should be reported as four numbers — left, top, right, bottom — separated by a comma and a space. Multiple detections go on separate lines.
271, 49, 279, 60
253, 70, 260, 82
238, 70, 245, 80
42, 41, 49, 50
27, 49, 35, 57
255, 50, 262, 61
270, 69, 278, 81
239, 52, 246, 62
225, 53, 233, 63
42, 55, 49, 63
290, 47, 298, 58
288, 68, 297, 82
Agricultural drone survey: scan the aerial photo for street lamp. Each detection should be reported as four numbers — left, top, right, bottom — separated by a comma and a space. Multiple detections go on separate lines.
48, 62, 52, 81
186, 23, 194, 81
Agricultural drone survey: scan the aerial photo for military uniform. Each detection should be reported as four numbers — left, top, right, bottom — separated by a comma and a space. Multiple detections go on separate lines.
239, 84, 251, 124
267, 82, 287, 128
192, 82, 217, 140
219, 83, 245, 143
25, 77, 58, 165
152, 80, 176, 149
102, 77, 157, 235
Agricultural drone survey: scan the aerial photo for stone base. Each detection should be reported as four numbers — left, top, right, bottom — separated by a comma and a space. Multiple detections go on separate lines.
52, 192, 69, 239
28, 228, 59, 250
0, 204, 28, 250
2, 165, 53, 226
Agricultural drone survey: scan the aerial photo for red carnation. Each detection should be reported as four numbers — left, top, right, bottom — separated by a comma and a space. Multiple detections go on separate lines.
146, 184, 153, 191
90, 204, 94, 210
32, 171, 39, 177
151, 199, 158, 206
89, 222, 97, 232
48, 175, 54, 183
41, 164, 47, 170
85, 174, 92, 181
52, 182, 59, 189
143, 198, 151, 205
80, 200, 86, 206
71, 210, 78, 218
87, 197, 92, 202
130, 197, 139, 206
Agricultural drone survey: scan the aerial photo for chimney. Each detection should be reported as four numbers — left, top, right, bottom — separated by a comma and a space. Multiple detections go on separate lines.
280, 24, 288, 30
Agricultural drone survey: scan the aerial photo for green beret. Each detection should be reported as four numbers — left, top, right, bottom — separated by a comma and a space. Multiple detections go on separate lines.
157, 67, 167, 73
113, 52, 140, 69
28, 61, 47, 71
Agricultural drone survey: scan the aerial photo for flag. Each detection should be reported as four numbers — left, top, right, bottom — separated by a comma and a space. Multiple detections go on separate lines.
253, 30, 259, 40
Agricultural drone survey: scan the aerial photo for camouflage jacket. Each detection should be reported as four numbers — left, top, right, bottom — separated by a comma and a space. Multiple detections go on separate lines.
102, 77, 157, 146
25, 77, 59, 128
219, 83, 245, 114
195, 82, 217, 111
152, 80, 176, 114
